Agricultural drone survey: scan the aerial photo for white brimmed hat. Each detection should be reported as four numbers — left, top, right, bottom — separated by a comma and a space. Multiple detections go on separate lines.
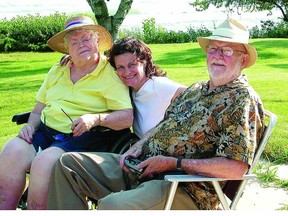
47, 16, 112, 54
197, 18, 257, 68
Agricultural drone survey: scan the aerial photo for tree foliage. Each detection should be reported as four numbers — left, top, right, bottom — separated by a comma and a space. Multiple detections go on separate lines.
86, 0, 133, 40
190, 0, 288, 22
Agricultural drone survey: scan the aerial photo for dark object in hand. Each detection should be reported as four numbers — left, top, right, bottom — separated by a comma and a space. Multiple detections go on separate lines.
124, 156, 143, 175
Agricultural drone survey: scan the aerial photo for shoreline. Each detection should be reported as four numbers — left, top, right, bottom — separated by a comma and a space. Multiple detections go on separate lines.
0, 0, 283, 31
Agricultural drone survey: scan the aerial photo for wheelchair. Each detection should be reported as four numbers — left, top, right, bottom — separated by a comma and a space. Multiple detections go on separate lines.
11, 111, 140, 210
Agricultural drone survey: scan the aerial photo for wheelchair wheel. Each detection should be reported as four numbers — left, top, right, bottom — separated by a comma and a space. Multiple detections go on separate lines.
109, 133, 140, 154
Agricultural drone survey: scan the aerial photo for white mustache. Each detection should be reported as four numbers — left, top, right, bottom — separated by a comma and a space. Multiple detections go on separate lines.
211, 59, 225, 66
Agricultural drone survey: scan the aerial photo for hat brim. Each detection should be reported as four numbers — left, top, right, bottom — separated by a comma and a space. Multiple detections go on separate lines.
47, 25, 112, 54
197, 36, 257, 68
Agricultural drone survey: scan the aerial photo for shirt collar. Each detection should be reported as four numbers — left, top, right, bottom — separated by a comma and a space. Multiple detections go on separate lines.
203, 74, 248, 95
90, 54, 108, 76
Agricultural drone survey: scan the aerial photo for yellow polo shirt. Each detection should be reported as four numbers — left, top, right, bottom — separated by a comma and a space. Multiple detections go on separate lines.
36, 54, 132, 133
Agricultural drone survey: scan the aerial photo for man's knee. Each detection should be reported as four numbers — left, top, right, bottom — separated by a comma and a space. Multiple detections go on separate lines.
97, 181, 171, 210
55, 152, 86, 175
59, 152, 77, 166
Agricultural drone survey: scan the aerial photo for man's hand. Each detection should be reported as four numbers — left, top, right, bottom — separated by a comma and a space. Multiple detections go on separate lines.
120, 142, 143, 173
138, 156, 176, 179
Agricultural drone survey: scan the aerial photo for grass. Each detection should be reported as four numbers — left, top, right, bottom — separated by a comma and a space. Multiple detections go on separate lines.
0, 39, 288, 165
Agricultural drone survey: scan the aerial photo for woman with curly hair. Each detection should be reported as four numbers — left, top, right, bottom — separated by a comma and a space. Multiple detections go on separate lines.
107, 37, 186, 138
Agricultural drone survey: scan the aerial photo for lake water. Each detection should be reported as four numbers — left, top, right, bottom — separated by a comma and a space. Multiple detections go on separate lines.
0, 0, 282, 31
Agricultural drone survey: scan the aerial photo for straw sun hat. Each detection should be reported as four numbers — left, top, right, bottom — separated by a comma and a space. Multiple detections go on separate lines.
47, 16, 112, 54
197, 18, 257, 68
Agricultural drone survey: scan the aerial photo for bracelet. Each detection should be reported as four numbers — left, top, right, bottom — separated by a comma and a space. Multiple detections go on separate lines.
98, 114, 103, 126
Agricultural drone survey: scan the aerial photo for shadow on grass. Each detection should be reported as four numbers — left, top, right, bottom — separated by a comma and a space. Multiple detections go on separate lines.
252, 39, 288, 61
0, 62, 50, 78
154, 46, 205, 67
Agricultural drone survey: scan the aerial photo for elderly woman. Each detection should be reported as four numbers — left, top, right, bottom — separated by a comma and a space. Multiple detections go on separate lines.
0, 16, 133, 210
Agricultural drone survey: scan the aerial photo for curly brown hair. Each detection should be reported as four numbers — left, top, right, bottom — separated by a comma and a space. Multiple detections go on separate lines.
106, 37, 166, 78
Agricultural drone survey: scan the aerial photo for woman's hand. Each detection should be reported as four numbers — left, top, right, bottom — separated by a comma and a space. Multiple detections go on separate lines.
71, 114, 98, 137
18, 123, 35, 144
59, 55, 71, 66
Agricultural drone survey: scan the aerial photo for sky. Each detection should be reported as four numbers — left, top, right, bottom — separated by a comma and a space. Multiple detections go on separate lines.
0, 0, 282, 31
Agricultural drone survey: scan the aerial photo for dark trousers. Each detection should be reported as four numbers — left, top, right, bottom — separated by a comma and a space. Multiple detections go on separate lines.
32, 122, 131, 152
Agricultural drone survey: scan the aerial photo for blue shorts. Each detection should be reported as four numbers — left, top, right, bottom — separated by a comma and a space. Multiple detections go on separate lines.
32, 122, 130, 152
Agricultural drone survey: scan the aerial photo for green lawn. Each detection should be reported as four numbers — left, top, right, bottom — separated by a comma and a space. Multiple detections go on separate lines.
0, 38, 287, 164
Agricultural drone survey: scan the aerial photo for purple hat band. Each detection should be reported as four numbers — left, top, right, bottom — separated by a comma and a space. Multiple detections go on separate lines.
65, 20, 92, 30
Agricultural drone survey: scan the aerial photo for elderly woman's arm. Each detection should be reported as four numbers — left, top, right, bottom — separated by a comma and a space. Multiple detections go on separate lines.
97, 109, 133, 130
72, 108, 133, 137
18, 102, 45, 144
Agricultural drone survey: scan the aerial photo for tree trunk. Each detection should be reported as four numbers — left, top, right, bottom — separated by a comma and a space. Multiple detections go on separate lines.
86, 0, 133, 40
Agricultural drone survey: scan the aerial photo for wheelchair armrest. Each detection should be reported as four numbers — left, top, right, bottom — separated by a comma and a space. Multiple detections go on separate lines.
12, 111, 31, 125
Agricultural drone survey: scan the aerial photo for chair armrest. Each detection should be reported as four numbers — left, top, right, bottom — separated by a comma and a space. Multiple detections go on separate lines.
12, 111, 31, 125
164, 174, 257, 182
164, 174, 257, 210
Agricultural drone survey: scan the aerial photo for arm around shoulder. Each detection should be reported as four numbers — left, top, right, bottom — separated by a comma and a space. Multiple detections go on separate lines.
171, 86, 187, 102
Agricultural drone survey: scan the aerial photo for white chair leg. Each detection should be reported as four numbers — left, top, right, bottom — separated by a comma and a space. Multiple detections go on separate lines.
164, 181, 179, 210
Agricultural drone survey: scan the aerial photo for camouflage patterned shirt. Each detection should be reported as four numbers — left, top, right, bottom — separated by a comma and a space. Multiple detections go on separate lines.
140, 75, 265, 209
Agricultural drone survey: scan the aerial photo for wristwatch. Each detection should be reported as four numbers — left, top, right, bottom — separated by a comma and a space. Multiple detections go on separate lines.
176, 158, 183, 171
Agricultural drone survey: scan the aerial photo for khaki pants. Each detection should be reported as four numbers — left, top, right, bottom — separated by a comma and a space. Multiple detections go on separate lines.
47, 152, 198, 210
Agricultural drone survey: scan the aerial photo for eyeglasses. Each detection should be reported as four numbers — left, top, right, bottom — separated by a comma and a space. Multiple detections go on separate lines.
207, 45, 246, 57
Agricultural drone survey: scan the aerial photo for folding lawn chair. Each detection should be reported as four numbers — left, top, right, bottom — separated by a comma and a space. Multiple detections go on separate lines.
164, 109, 277, 210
